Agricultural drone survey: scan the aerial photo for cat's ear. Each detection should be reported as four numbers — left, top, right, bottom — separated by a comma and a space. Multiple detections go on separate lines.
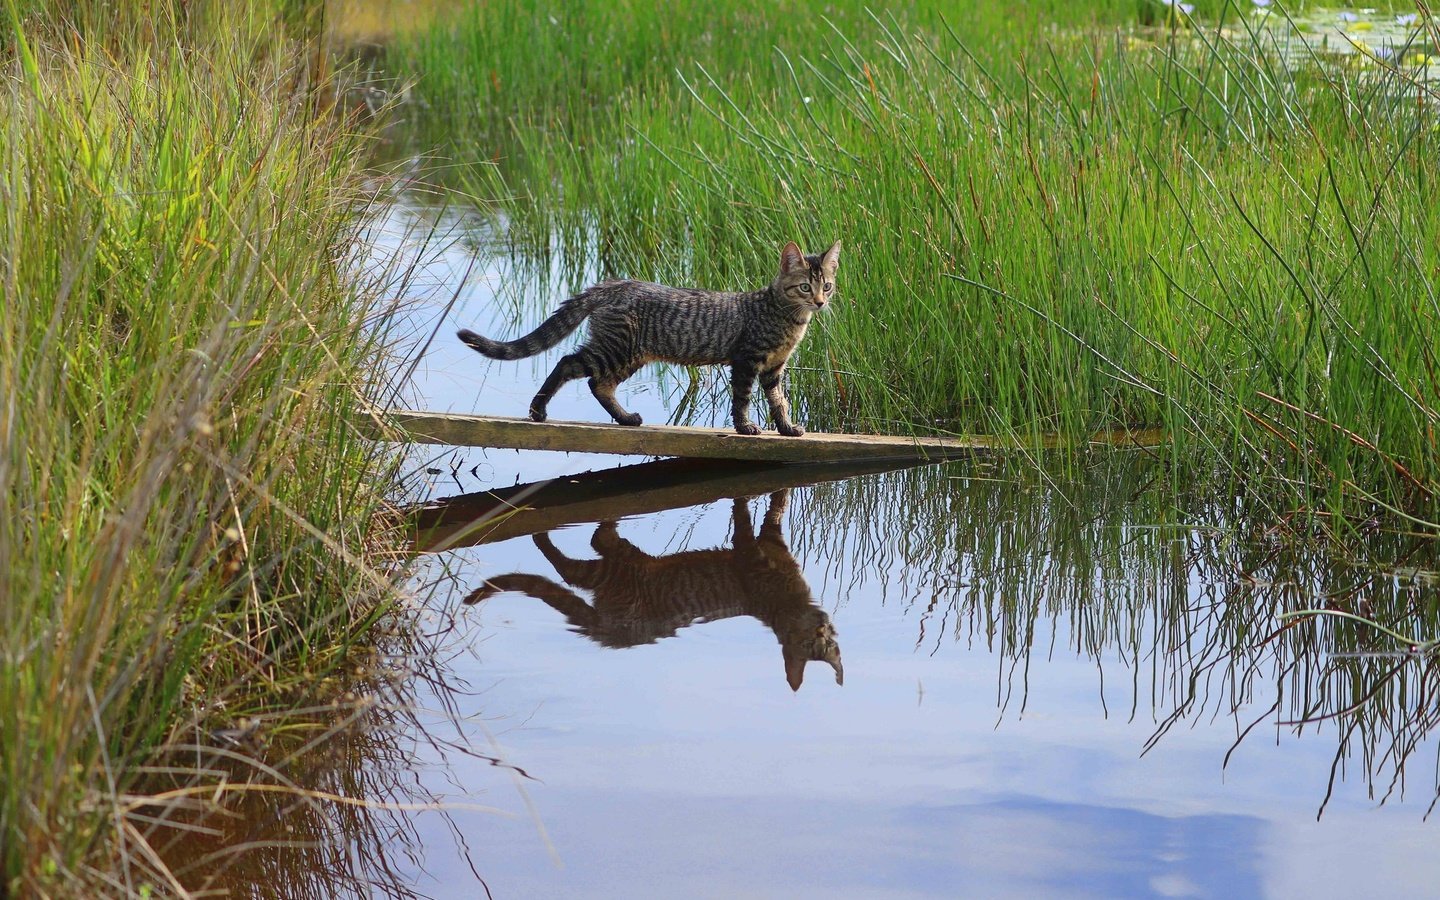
780, 241, 807, 274
821, 240, 842, 272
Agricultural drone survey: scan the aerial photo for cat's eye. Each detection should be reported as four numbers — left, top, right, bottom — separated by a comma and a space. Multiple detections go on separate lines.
799, 283, 812, 293
824, 283, 833, 292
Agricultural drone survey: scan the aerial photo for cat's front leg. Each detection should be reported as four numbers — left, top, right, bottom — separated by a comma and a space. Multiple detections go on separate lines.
730, 360, 762, 435
760, 364, 805, 437
762, 489, 790, 530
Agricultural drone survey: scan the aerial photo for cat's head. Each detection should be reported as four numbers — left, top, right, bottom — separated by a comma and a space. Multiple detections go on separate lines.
782, 611, 844, 691
775, 240, 841, 312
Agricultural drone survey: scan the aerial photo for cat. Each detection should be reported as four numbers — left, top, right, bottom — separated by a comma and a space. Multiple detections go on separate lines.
457, 241, 841, 436
465, 490, 843, 691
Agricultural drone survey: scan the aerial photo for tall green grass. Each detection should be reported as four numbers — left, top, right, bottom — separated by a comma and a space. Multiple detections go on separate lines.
390, 0, 1439, 524
1, 2, 409, 893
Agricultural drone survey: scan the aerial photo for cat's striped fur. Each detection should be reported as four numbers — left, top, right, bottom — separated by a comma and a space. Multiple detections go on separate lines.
465, 491, 843, 691
457, 241, 841, 436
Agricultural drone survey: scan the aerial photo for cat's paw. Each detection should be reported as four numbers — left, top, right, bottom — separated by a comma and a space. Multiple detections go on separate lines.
735, 422, 763, 436
616, 412, 643, 426
778, 424, 806, 437
529, 407, 548, 423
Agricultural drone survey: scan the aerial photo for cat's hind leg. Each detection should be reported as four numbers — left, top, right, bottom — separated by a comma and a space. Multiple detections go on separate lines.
589, 521, 647, 558
534, 532, 601, 588
530, 353, 588, 422
730, 497, 757, 544
589, 362, 644, 426
730, 360, 762, 435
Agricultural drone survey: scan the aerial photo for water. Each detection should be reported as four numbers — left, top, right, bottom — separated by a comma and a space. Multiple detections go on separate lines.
301, 197, 1440, 898
1260, 5, 1440, 78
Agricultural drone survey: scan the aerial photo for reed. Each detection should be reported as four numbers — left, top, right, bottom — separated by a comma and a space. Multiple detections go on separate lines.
390, 0, 1439, 523
0, 1, 410, 893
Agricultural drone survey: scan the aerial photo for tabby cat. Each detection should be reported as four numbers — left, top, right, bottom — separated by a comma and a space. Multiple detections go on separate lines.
457, 241, 841, 436
466, 491, 843, 691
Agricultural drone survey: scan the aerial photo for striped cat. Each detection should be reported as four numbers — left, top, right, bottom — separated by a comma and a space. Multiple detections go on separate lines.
465, 491, 844, 691
457, 241, 841, 436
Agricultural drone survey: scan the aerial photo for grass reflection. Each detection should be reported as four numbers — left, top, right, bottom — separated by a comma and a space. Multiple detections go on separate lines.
785, 453, 1440, 814
137, 619, 494, 898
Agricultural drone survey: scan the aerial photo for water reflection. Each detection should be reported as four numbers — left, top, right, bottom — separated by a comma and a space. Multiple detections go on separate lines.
353, 196, 1440, 895
339, 451, 1440, 896
781, 456, 1440, 815
467, 491, 843, 691
416, 449, 1440, 821
143, 642, 482, 899
455, 450, 1440, 802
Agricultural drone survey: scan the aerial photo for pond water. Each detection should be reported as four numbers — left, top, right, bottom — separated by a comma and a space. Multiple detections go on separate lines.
299, 197, 1440, 898
1262, 5, 1440, 77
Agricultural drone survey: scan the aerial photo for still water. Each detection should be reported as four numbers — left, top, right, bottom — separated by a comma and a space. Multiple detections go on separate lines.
282, 198, 1440, 898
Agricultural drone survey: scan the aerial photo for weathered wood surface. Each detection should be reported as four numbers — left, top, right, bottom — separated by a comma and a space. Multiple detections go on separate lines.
360, 409, 1135, 463
412, 457, 924, 552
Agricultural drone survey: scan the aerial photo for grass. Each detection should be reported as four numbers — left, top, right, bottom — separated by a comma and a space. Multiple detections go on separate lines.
0, 1, 413, 893
787, 452, 1440, 814
386, 0, 1440, 526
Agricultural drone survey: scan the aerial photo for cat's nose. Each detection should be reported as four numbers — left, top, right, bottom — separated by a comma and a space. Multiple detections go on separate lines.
814, 299, 826, 308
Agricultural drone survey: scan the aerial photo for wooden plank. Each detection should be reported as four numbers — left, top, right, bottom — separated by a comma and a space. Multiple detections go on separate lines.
412, 457, 926, 552
361, 409, 1008, 463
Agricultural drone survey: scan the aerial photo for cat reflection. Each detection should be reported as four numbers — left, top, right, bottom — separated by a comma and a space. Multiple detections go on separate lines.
466, 490, 843, 691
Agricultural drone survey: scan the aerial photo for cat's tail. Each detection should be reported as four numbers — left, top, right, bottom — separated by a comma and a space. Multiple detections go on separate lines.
464, 574, 597, 628
464, 573, 578, 605
457, 286, 605, 360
